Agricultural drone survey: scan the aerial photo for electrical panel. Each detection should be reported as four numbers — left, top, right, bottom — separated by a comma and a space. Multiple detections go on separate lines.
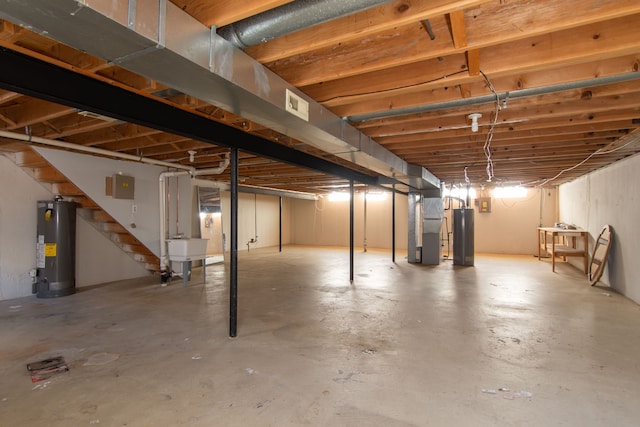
476, 197, 491, 213
110, 174, 135, 199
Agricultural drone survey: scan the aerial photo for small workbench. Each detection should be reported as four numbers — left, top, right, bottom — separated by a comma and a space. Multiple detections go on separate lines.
537, 227, 588, 273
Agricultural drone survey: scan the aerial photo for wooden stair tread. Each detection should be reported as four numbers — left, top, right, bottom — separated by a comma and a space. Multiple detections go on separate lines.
13, 149, 48, 167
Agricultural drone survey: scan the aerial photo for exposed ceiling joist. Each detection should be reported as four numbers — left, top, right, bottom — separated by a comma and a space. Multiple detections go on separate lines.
0, 0, 639, 189
0, 0, 438, 190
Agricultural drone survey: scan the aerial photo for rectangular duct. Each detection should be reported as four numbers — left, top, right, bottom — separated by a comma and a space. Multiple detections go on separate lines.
0, 0, 440, 191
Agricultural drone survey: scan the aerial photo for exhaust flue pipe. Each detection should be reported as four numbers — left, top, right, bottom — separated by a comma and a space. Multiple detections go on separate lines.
218, 0, 391, 48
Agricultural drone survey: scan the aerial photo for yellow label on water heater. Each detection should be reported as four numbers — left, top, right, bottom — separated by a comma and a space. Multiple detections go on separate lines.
44, 243, 57, 257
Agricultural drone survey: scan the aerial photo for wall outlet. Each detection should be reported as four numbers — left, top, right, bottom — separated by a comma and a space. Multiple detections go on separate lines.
132, 204, 137, 214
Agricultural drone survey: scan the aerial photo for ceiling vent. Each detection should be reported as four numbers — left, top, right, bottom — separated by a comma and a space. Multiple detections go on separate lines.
285, 89, 309, 122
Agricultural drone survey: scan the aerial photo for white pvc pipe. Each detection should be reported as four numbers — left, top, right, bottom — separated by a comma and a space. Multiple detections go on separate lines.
0, 130, 195, 172
191, 179, 228, 190
160, 155, 231, 272
192, 153, 230, 176
159, 170, 190, 272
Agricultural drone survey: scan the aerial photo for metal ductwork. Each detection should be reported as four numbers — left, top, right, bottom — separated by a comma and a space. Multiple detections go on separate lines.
218, 0, 391, 48
0, 0, 439, 192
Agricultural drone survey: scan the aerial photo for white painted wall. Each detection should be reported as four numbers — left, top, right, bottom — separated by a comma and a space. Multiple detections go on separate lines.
200, 213, 224, 256
363, 193, 407, 251
289, 189, 556, 256
559, 153, 640, 303
472, 188, 557, 254
282, 196, 291, 245
289, 192, 409, 252
290, 196, 351, 247
0, 155, 52, 300
220, 192, 289, 251
76, 215, 150, 287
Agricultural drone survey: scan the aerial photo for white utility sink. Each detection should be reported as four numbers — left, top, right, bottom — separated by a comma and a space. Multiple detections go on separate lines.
167, 238, 208, 261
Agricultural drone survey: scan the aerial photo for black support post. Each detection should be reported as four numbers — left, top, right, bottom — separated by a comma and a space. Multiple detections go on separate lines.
229, 148, 238, 337
279, 196, 282, 253
392, 185, 396, 263
350, 180, 354, 283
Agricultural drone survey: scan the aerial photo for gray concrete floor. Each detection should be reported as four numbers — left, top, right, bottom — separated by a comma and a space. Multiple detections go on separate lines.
1, 246, 640, 426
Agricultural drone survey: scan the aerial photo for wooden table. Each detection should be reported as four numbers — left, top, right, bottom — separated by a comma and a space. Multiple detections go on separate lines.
538, 227, 588, 273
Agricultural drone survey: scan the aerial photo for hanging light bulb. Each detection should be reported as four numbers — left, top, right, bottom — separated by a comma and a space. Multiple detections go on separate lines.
468, 113, 482, 132
188, 150, 196, 162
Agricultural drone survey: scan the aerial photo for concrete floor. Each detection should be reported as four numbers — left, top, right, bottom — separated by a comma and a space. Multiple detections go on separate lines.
1, 246, 640, 426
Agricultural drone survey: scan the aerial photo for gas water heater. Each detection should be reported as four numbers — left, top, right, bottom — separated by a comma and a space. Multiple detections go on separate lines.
35, 199, 77, 298
453, 208, 475, 266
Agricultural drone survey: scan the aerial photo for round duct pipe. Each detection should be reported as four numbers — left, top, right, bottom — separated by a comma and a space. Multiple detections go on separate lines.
346, 71, 640, 123
218, 0, 391, 48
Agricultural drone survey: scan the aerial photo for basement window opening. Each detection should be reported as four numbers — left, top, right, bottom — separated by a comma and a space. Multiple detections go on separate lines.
327, 192, 351, 202
444, 187, 477, 200
363, 192, 387, 201
492, 186, 528, 199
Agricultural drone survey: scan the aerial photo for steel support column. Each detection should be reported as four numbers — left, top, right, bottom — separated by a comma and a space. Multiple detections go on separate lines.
279, 196, 283, 253
229, 148, 239, 337
350, 180, 354, 283
392, 185, 396, 263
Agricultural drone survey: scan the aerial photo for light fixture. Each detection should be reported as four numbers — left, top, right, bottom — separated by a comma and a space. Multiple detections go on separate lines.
468, 113, 482, 132
493, 186, 527, 199
364, 191, 387, 201
188, 150, 196, 162
327, 192, 351, 202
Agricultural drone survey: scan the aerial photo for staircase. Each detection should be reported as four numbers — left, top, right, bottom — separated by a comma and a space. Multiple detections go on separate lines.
1, 143, 160, 273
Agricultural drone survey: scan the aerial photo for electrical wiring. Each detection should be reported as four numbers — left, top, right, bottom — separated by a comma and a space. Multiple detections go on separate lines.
497, 187, 539, 209
317, 70, 468, 104
479, 70, 500, 182
533, 134, 640, 187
